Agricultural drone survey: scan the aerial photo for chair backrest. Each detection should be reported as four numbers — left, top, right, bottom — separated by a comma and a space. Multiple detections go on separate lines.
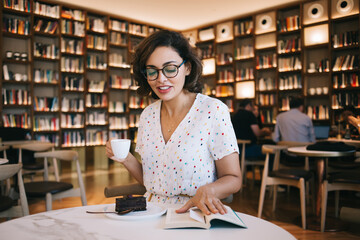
0, 163, 29, 216
261, 145, 288, 172
34, 150, 86, 204
0, 146, 9, 159
13, 142, 55, 152
277, 141, 312, 170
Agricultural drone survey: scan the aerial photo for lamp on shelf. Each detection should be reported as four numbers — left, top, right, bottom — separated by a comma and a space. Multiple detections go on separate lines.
202, 58, 216, 76
235, 81, 255, 99
304, 24, 329, 46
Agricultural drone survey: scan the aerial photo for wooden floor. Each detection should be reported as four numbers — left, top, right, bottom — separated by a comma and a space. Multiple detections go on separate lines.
11, 164, 360, 239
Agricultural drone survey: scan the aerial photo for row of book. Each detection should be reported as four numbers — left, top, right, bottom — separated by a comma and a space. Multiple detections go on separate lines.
3, 65, 28, 81
86, 18, 106, 33
34, 97, 58, 111
87, 55, 107, 69
61, 39, 84, 55
234, 45, 254, 60
279, 74, 302, 90
128, 95, 152, 109
258, 93, 276, 106
34, 2, 60, 18
86, 35, 107, 50
198, 45, 214, 59
62, 131, 85, 147
260, 109, 275, 124
109, 130, 129, 140
3, 17, 30, 35
2, 89, 31, 105
332, 73, 359, 89
234, 20, 253, 36
62, 76, 84, 91
256, 53, 277, 69
4, 0, 31, 12
34, 19, 58, 34
332, 55, 358, 71
332, 31, 359, 48
129, 23, 147, 36
308, 59, 330, 73
61, 97, 84, 112
88, 80, 106, 93
61, 19, 85, 36
278, 56, 302, 72
34, 69, 58, 83
61, 57, 84, 73
34, 134, 59, 147
129, 114, 140, 128
61, 113, 84, 128
332, 92, 360, 109
86, 130, 108, 146
34, 42, 59, 59
278, 37, 301, 54
109, 75, 132, 89
236, 68, 254, 81
306, 105, 329, 120
110, 32, 127, 46
109, 53, 131, 68
109, 116, 128, 130
87, 112, 106, 125
33, 116, 59, 131
217, 53, 233, 65
85, 93, 107, 107
2, 113, 30, 128
277, 15, 300, 32
217, 70, 234, 83
110, 19, 127, 32
258, 77, 276, 91
215, 85, 234, 98
61, 9, 85, 21
109, 101, 126, 113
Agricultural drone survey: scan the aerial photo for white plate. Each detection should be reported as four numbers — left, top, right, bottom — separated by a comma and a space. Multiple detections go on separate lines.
104, 202, 167, 221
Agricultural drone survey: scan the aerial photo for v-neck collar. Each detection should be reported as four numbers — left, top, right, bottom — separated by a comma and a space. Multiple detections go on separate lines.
158, 93, 199, 145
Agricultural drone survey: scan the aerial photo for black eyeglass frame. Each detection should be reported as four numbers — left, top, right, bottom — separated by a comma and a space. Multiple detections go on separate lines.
143, 60, 186, 81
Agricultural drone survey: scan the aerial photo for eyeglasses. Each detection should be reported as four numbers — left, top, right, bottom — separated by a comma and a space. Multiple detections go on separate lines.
143, 60, 186, 81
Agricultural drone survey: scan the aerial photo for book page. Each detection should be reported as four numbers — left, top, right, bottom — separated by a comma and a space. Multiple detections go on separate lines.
164, 208, 206, 229
206, 205, 247, 228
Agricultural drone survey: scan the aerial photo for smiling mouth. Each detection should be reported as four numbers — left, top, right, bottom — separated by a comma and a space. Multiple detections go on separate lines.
158, 86, 171, 90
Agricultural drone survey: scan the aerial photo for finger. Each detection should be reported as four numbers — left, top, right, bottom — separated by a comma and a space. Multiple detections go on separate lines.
197, 202, 211, 215
175, 200, 193, 213
213, 200, 227, 214
204, 200, 219, 214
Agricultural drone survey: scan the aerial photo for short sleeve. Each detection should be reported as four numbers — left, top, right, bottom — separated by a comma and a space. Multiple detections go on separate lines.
208, 102, 239, 160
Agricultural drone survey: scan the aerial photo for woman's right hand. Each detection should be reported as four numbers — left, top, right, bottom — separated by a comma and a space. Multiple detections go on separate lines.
105, 140, 129, 163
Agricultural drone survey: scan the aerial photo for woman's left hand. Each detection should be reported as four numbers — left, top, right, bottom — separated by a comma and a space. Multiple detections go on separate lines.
175, 185, 227, 215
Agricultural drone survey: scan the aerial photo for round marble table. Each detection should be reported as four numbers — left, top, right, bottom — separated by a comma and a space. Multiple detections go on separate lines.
0, 204, 296, 240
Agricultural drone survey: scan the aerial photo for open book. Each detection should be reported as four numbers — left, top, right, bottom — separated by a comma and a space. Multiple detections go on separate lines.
164, 205, 247, 229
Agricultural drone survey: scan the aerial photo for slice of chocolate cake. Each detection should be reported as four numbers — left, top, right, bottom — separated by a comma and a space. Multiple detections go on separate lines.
115, 195, 146, 212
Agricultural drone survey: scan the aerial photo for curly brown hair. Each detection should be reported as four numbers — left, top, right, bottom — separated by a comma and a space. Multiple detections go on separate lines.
132, 30, 203, 99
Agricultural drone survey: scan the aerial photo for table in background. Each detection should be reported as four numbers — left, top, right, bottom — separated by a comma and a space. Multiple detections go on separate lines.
0, 204, 295, 240
288, 146, 356, 231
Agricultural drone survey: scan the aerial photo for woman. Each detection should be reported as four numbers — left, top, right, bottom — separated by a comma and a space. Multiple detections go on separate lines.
106, 30, 241, 215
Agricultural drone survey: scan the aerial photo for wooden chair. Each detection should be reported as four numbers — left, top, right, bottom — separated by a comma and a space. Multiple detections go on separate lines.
321, 151, 360, 232
237, 139, 264, 187
24, 150, 87, 211
12, 142, 55, 180
0, 146, 11, 195
258, 144, 314, 229
0, 163, 29, 218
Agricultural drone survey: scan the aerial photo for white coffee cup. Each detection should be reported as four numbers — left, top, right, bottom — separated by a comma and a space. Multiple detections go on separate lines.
323, 87, 329, 94
316, 87, 322, 95
309, 88, 315, 95
111, 139, 131, 159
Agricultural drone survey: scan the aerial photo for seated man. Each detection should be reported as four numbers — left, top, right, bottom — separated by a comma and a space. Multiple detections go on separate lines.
232, 99, 271, 159
272, 97, 316, 167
